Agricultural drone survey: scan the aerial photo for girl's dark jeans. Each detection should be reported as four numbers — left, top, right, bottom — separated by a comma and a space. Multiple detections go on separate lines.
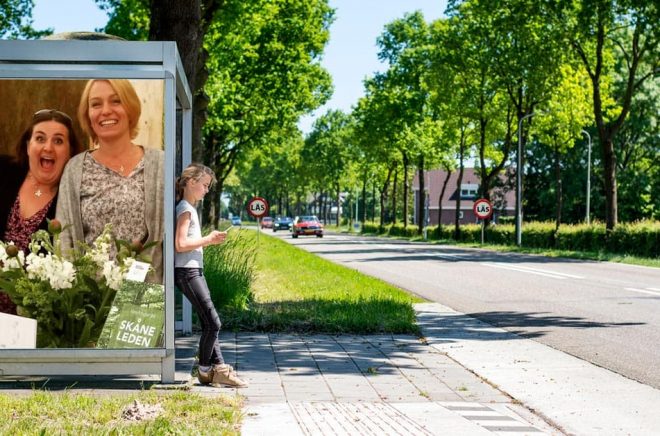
175, 267, 224, 366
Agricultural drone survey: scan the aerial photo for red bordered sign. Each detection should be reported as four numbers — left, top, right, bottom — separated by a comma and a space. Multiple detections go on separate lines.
473, 198, 493, 220
247, 197, 269, 218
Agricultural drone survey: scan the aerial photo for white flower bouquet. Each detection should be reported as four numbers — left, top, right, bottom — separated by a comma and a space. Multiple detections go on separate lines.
0, 220, 154, 348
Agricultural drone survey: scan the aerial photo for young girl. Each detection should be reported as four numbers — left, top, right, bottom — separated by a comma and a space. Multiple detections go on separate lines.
175, 163, 247, 388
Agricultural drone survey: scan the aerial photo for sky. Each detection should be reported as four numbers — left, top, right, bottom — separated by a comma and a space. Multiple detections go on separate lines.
32, 0, 447, 134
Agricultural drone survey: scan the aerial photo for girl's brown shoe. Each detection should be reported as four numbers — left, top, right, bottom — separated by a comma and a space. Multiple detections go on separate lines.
197, 366, 213, 385
211, 364, 248, 388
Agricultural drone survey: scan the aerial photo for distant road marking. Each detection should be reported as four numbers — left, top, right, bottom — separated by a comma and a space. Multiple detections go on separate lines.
416, 251, 466, 261
481, 262, 584, 280
624, 287, 660, 297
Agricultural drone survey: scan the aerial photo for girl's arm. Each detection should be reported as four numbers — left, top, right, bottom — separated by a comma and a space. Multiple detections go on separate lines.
175, 211, 225, 253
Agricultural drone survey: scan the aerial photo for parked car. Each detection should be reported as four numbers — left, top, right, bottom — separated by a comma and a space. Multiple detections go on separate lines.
273, 216, 293, 232
231, 216, 242, 226
292, 215, 323, 238
261, 217, 274, 229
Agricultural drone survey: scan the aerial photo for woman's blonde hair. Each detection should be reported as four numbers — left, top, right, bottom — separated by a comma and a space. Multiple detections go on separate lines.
176, 163, 217, 202
78, 79, 142, 145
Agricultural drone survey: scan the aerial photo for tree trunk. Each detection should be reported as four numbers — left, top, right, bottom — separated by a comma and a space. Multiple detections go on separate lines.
416, 157, 425, 235
336, 183, 341, 227
454, 128, 466, 240
149, 0, 222, 161
554, 145, 562, 232
379, 167, 393, 230
391, 168, 398, 225
438, 167, 452, 228
361, 177, 367, 223
371, 181, 376, 223
402, 153, 409, 228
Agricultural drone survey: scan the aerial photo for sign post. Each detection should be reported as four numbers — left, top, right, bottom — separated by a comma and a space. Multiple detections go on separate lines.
247, 197, 269, 241
473, 198, 493, 244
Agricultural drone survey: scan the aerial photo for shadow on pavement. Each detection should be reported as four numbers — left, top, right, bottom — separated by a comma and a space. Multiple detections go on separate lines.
417, 309, 644, 342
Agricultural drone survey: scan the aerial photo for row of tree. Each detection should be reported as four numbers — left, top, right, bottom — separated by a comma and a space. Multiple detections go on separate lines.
3, 0, 657, 233
237, 0, 658, 234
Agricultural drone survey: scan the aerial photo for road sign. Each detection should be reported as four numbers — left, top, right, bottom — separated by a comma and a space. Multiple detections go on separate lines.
247, 197, 269, 218
473, 198, 493, 220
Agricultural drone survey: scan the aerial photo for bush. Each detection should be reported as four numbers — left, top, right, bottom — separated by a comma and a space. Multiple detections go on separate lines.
606, 221, 660, 258
555, 223, 606, 252
203, 230, 257, 310
388, 224, 420, 237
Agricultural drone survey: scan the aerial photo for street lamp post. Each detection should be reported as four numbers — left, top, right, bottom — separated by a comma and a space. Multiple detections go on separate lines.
516, 112, 541, 246
581, 130, 592, 225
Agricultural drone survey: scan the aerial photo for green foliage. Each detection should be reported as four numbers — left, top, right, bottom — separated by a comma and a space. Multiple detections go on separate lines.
203, 230, 257, 310
95, 0, 149, 40
387, 224, 421, 238
0, 0, 52, 39
203, 0, 334, 201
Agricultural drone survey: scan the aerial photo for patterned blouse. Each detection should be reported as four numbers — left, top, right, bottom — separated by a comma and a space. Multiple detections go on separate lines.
80, 153, 148, 256
1, 195, 53, 314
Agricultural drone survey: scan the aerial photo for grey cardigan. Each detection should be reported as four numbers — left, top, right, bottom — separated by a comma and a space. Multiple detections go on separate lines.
56, 148, 164, 283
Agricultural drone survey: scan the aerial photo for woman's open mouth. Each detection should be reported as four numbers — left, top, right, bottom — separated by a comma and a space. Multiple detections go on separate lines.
40, 156, 56, 170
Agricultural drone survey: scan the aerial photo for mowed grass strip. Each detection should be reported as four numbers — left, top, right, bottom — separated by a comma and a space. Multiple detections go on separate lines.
0, 391, 242, 435
220, 231, 424, 334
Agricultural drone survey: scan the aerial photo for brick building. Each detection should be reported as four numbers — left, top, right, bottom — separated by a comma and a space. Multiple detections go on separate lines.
412, 168, 515, 225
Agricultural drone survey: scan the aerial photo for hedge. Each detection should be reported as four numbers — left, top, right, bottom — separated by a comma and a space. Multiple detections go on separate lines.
360, 220, 659, 258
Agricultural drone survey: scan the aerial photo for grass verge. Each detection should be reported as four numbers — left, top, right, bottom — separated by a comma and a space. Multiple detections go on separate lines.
405, 237, 660, 268
219, 230, 423, 334
0, 390, 242, 435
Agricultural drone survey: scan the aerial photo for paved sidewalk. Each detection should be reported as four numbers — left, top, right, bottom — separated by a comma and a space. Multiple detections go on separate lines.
190, 314, 557, 434
194, 302, 660, 435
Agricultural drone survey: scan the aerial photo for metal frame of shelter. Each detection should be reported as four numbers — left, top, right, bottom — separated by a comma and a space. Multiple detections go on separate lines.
0, 40, 191, 383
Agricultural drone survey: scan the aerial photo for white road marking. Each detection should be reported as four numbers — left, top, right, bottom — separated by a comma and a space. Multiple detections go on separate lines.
624, 287, 660, 297
481, 262, 584, 280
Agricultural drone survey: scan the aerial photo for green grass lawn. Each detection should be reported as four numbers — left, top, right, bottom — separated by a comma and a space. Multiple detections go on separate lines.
219, 230, 424, 334
0, 391, 242, 435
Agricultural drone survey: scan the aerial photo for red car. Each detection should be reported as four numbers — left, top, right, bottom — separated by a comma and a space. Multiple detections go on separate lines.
260, 217, 273, 229
292, 215, 324, 238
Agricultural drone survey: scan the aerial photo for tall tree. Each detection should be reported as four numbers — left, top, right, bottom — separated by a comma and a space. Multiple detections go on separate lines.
303, 110, 353, 226
96, 0, 219, 158
534, 64, 593, 229
1, 0, 51, 39
558, 0, 659, 229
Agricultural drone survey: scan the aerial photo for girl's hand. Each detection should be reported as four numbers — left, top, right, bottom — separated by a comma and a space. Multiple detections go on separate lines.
206, 230, 227, 245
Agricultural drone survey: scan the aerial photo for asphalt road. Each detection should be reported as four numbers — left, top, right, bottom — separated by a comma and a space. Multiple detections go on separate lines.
267, 229, 660, 390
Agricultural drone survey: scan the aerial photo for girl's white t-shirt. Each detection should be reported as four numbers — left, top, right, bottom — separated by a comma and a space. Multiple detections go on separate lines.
175, 200, 203, 268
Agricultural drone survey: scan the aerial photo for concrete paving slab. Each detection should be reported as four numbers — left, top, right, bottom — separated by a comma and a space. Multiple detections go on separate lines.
226, 331, 548, 435
417, 302, 660, 435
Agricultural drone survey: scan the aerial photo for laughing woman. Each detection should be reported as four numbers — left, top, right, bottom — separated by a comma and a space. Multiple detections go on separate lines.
0, 109, 82, 314
56, 79, 164, 283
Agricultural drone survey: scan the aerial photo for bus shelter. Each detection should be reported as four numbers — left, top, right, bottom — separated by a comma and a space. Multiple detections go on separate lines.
0, 40, 191, 383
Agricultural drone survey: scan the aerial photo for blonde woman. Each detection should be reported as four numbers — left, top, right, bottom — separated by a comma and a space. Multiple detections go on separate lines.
56, 79, 164, 283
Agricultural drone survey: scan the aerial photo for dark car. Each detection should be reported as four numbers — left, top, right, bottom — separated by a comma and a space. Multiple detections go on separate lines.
273, 216, 293, 232
292, 215, 323, 238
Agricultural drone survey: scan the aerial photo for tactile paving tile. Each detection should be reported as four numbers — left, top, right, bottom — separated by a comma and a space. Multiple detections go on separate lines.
290, 402, 432, 436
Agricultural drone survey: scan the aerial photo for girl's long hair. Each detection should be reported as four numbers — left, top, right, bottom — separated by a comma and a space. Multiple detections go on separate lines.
175, 163, 217, 202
